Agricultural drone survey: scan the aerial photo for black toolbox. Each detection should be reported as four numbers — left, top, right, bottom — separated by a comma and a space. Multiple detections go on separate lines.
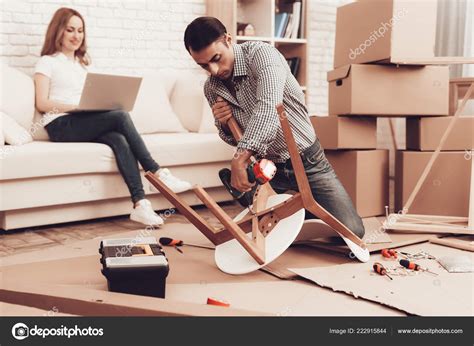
99, 237, 169, 298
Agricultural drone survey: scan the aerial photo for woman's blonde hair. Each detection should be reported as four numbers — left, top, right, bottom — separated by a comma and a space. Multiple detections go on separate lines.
41, 7, 90, 66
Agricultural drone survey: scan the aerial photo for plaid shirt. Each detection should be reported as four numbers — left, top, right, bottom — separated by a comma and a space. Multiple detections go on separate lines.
204, 41, 316, 163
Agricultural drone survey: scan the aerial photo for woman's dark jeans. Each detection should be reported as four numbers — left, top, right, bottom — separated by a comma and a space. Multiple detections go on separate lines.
270, 139, 366, 239
45, 110, 160, 204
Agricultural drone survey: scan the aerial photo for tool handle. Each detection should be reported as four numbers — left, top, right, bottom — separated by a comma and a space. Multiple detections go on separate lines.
373, 262, 385, 275
399, 259, 418, 270
159, 237, 183, 247
226, 117, 243, 141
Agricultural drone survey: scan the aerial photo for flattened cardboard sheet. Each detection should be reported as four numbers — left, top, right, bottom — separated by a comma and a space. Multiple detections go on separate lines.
290, 243, 474, 316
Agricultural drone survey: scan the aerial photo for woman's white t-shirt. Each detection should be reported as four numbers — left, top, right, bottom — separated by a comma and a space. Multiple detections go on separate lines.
34, 52, 88, 126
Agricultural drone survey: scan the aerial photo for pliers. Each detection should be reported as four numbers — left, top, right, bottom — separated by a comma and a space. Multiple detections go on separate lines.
381, 248, 398, 259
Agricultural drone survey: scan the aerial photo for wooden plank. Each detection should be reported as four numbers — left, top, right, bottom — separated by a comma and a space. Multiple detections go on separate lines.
193, 186, 265, 264
277, 104, 367, 250
404, 83, 474, 212
386, 221, 473, 235
0, 302, 76, 316
0, 281, 265, 316
393, 215, 468, 227
430, 237, 474, 252
394, 214, 468, 222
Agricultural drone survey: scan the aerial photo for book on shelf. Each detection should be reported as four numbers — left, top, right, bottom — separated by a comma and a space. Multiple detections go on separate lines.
286, 57, 301, 78
274, 12, 289, 38
284, 14, 293, 38
290, 1, 302, 39
275, 1, 302, 39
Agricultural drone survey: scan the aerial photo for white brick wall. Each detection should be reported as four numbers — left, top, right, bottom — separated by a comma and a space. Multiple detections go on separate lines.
0, 0, 206, 77
0, 0, 348, 115
0, 0, 404, 161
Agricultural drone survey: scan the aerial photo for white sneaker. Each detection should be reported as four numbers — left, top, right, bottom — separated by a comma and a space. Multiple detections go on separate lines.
154, 168, 192, 193
130, 199, 164, 226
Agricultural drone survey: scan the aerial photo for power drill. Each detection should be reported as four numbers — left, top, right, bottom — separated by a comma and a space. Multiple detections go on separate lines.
219, 159, 277, 207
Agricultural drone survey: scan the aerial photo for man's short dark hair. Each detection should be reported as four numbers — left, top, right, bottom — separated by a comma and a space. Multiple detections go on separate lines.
184, 16, 227, 53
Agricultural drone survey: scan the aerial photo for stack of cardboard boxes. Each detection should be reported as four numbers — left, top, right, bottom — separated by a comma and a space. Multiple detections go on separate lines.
400, 117, 473, 217
310, 115, 388, 218
310, 0, 473, 218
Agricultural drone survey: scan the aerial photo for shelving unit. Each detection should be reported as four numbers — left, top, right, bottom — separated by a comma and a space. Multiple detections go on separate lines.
207, 0, 308, 92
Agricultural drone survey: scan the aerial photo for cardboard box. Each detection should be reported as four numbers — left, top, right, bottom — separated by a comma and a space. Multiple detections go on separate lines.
328, 64, 449, 116
310, 116, 376, 149
406, 116, 474, 151
395, 151, 471, 217
334, 0, 437, 68
449, 78, 474, 115
325, 150, 389, 217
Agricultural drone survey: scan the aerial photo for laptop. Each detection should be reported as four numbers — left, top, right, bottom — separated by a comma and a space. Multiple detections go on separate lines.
69, 73, 143, 113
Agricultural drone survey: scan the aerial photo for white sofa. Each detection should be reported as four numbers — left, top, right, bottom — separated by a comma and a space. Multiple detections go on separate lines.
0, 64, 235, 231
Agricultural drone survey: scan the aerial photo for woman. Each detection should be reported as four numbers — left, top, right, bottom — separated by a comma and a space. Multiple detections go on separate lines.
34, 7, 191, 227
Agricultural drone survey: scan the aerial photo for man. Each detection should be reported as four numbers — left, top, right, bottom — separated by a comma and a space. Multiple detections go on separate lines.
184, 17, 365, 239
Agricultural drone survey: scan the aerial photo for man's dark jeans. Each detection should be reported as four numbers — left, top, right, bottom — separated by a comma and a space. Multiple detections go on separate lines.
45, 110, 160, 204
270, 139, 365, 239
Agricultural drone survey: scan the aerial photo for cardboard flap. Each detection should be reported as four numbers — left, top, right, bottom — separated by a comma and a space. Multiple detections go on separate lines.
327, 65, 351, 82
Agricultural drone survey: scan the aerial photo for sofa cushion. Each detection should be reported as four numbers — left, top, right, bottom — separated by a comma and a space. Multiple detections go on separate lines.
0, 122, 4, 146
130, 71, 187, 134
0, 64, 35, 131
0, 133, 234, 180
1, 111, 33, 145
199, 99, 217, 133
170, 70, 208, 132
158, 68, 180, 98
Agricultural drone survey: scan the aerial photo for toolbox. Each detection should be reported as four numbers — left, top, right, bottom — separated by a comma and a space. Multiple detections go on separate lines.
99, 237, 169, 298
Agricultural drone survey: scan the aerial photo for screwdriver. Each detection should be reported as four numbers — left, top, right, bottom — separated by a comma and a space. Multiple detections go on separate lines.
373, 262, 393, 280
160, 237, 183, 253
399, 259, 438, 275
159, 237, 215, 253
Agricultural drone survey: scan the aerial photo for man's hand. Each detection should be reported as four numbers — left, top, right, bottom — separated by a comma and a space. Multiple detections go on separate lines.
230, 149, 255, 192
212, 96, 232, 125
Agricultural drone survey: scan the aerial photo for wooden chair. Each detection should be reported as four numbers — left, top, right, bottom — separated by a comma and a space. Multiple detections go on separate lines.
145, 104, 369, 274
